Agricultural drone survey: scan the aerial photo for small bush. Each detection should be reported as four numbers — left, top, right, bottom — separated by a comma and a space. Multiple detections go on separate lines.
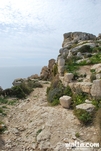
0, 97, 8, 104
74, 109, 93, 125
47, 87, 63, 103
90, 73, 96, 82
20, 83, 32, 95
47, 76, 72, 105
75, 132, 80, 138
72, 92, 87, 107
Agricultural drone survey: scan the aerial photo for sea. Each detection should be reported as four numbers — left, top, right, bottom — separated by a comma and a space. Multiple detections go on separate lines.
0, 66, 42, 89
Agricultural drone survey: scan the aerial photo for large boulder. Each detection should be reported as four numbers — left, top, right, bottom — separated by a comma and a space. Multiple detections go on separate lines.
91, 79, 101, 99
59, 95, 72, 109
76, 103, 95, 113
57, 57, 65, 76
48, 59, 55, 70
40, 66, 49, 80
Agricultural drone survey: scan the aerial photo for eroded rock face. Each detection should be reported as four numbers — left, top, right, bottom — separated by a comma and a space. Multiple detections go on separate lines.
62, 32, 96, 47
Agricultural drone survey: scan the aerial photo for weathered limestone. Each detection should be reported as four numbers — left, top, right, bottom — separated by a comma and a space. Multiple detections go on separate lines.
76, 103, 95, 113
62, 32, 96, 47
64, 73, 73, 83
69, 82, 92, 94
40, 66, 49, 80
91, 79, 101, 98
91, 63, 101, 73
58, 57, 65, 76
59, 95, 72, 109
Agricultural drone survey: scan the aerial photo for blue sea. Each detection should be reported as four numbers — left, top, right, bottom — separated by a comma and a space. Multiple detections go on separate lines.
0, 66, 42, 89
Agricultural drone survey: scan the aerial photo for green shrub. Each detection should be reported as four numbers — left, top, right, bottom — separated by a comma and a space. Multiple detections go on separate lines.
0, 107, 6, 116
20, 82, 32, 95
92, 100, 101, 109
90, 69, 96, 73
0, 97, 8, 104
90, 73, 96, 82
47, 87, 63, 103
11, 86, 26, 99
0, 121, 7, 133
63, 86, 72, 96
94, 108, 101, 145
53, 63, 58, 76
74, 109, 93, 125
72, 92, 87, 107
75, 132, 80, 138
47, 76, 72, 105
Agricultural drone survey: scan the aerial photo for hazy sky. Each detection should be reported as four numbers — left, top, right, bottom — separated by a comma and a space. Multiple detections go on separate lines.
0, 0, 101, 67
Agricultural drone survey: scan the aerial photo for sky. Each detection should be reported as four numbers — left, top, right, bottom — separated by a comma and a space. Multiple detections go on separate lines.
0, 0, 101, 67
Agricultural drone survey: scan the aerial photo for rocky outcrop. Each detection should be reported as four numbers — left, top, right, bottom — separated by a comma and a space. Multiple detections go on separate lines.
40, 59, 56, 80
62, 32, 96, 47
40, 66, 49, 80
57, 57, 65, 76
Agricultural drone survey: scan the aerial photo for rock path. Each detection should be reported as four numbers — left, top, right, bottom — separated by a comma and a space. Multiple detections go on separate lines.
0, 83, 99, 151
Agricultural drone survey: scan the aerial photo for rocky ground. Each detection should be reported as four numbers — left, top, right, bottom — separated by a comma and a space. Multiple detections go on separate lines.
0, 82, 100, 151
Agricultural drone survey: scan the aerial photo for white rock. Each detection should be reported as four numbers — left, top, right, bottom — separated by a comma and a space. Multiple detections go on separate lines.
59, 95, 72, 109
76, 103, 95, 113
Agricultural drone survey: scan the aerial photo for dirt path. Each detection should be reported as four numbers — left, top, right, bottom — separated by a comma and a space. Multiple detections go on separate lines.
0, 83, 98, 151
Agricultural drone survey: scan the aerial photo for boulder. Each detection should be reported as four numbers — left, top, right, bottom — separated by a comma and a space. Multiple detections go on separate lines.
12, 78, 23, 86
76, 103, 95, 113
48, 59, 55, 70
59, 95, 72, 109
69, 82, 92, 94
40, 66, 49, 80
57, 57, 65, 66
64, 73, 73, 83
91, 79, 101, 98
91, 63, 101, 73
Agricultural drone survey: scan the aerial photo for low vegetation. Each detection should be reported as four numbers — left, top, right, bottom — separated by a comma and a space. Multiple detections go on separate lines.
74, 109, 93, 125
47, 76, 72, 106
